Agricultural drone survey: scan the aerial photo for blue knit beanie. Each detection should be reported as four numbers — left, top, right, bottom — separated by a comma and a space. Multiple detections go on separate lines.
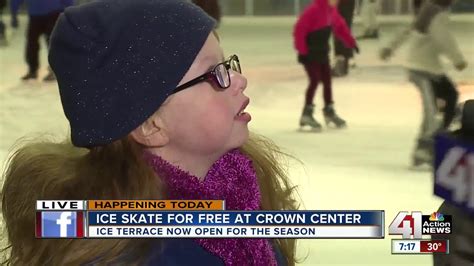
48, 0, 215, 147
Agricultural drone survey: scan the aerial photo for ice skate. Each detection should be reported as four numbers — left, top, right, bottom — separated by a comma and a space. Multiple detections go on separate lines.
21, 71, 38, 81
411, 148, 433, 167
299, 104, 322, 132
323, 104, 346, 128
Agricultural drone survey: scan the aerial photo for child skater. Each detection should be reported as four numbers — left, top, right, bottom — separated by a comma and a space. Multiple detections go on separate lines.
293, 0, 358, 130
380, 0, 467, 166
382, 0, 464, 129
1, 0, 298, 265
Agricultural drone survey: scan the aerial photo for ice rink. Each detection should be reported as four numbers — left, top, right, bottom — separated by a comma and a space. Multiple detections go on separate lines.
1, 15, 473, 265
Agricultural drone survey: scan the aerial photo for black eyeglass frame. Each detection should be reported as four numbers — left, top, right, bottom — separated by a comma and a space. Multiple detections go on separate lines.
172, 55, 241, 94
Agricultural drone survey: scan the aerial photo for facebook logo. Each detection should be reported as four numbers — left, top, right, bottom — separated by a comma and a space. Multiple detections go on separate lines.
37, 211, 84, 238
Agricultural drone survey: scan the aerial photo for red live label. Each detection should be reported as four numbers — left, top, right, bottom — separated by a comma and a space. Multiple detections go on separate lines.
420, 240, 448, 253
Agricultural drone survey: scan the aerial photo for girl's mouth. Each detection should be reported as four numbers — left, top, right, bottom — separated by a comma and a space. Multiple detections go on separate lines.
235, 98, 251, 122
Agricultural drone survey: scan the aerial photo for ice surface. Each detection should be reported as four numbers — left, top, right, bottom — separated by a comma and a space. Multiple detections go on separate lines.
0, 15, 473, 265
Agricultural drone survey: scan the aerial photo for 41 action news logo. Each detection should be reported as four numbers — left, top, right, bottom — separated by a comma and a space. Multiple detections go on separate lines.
389, 211, 452, 239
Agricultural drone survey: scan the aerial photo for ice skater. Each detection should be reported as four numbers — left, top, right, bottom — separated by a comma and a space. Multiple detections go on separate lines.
293, 0, 358, 130
381, 0, 463, 129
380, 0, 467, 166
10, 0, 73, 81
332, 0, 356, 77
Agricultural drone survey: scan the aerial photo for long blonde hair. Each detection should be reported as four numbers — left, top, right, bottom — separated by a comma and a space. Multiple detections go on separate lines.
1, 133, 299, 265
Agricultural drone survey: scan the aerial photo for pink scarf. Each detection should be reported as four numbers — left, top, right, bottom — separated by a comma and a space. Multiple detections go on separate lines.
146, 149, 277, 266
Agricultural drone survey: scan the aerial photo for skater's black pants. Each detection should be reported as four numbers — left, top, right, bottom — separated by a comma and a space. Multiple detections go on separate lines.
334, 0, 355, 59
431, 76, 458, 129
25, 12, 60, 73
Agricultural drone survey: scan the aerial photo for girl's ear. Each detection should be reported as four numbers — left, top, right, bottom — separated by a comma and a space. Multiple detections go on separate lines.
130, 115, 169, 147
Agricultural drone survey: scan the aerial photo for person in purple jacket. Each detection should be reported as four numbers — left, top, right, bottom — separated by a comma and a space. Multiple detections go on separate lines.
1, 0, 298, 265
10, 0, 73, 81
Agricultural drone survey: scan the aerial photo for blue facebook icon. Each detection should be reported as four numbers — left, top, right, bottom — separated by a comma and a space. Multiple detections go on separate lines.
42, 211, 77, 238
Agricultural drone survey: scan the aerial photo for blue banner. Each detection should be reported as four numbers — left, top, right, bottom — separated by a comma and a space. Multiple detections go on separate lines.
434, 134, 474, 216
87, 210, 384, 226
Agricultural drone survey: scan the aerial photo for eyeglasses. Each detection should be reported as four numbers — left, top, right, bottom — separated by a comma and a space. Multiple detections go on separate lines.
173, 55, 241, 94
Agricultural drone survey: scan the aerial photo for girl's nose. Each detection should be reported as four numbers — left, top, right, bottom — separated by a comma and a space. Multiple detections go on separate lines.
229, 71, 247, 96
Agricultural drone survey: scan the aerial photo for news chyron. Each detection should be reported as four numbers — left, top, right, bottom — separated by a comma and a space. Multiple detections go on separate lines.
35, 200, 385, 239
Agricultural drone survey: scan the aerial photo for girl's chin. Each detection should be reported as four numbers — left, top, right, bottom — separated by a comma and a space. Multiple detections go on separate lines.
231, 131, 250, 150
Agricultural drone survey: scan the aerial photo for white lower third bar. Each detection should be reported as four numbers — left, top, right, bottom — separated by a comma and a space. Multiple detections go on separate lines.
87, 226, 383, 238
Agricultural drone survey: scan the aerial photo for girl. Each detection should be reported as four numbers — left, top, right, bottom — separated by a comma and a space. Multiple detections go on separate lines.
380, 0, 467, 166
1, 0, 298, 265
293, 0, 358, 131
